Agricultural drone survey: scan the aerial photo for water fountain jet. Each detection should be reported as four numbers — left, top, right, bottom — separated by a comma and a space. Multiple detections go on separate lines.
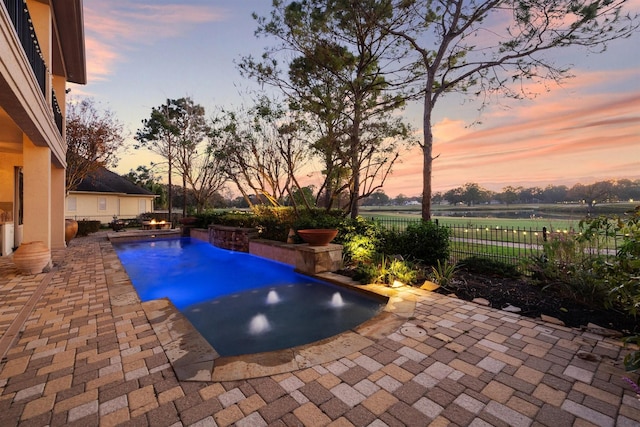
266, 290, 280, 304
331, 292, 345, 307
249, 314, 271, 334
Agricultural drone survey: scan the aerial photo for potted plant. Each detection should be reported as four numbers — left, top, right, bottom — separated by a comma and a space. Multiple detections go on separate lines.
293, 209, 343, 246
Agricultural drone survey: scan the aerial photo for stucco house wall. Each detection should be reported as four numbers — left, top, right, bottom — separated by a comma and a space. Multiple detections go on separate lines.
0, 0, 86, 253
66, 167, 156, 224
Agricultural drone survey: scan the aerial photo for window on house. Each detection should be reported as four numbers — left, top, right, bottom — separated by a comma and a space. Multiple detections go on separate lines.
98, 197, 107, 211
67, 197, 77, 211
139, 199, 146, 214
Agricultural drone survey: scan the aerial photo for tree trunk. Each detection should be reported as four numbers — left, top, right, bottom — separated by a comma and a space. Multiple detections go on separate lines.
167, 159, 173, 225
349, 110, 361, 219
422, 93, 434, 221
350, 161, 360, 219
182, 172, 187, 218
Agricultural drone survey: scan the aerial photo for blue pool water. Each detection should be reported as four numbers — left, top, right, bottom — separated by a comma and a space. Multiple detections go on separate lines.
113, 238, 385, 356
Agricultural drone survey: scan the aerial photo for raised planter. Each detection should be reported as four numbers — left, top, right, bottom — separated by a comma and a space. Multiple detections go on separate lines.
201, 228, 343, 274
249, 239, 297, 266
249, 239, 342, 275
294, 243, 343, 274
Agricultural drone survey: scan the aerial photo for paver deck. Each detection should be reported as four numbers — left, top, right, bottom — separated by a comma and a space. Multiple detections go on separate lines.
0, 231, 639, 426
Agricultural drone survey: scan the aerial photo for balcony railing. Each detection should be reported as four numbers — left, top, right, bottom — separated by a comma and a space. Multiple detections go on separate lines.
3, 0, 46, 95
52, 91, 63, 134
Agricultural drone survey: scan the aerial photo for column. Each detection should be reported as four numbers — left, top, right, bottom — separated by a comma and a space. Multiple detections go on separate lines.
51, 165, 65, 248
22, 136, 51, 248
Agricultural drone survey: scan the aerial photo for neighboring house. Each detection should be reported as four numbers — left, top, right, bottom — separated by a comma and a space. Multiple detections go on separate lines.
66, 168, 156, 224
0, 0, 86, 254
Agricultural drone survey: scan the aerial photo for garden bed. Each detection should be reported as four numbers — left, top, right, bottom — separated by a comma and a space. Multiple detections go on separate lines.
436, 269, 639, 335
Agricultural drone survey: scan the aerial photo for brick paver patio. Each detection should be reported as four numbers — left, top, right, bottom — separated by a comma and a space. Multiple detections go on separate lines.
0, 232, 638, 426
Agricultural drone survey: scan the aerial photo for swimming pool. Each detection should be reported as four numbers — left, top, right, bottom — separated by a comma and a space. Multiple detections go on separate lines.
113, 237, 385, 356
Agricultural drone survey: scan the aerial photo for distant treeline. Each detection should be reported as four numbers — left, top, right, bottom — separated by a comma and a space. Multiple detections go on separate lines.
362, 179, 640, 207
126, 173, 639, 212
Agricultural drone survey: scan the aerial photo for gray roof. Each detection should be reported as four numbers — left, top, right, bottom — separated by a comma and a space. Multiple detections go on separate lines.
74, 167, 154, 195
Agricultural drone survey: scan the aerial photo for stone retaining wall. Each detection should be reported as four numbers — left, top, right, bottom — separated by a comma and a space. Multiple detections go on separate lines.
208, 225, 259, 252
190, 228, 209, 243
249, 239, 296, 266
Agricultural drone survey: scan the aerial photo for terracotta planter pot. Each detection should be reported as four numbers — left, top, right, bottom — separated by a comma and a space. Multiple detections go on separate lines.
65, 219, 78, 245
297, 229, 338, 246
12, 241, 51, 275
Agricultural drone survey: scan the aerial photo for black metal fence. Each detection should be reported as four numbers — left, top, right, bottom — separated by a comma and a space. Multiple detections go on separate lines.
372, 216, 623, 273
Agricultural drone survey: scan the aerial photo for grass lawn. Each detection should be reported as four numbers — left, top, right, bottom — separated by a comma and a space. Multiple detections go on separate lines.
360, 209, 578, 231
360, 202, 637, 231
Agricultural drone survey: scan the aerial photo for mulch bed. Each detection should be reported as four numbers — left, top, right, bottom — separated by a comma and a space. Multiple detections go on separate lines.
436, 270, 640, 335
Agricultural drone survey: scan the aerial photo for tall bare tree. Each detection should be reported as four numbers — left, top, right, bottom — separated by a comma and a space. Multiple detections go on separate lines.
65, 98, 125, 192
184, 147, 228, 214
381, 0, 638, 219
211, 98, 307, 208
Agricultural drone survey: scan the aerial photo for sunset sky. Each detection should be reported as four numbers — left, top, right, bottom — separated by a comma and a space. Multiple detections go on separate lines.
72, 0, 640, 198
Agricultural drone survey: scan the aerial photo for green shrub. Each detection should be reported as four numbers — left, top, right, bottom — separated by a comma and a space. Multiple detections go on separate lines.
292, 208, 344, 230
252, 206, 297, 225
337, 217, 386, 264
351, 254, 418, 286
352, 263, 379, 285
254, 216, 292, 241
607, 208, 640, 317
386, 257, 418, 285
251, 206, 297, 241
525, 237, 612, 307
191, 211, 257, 228
523, 207, 640, 311
214, 212, 259, 228
382, 220, 449, 266
527, 230, 589, 283
338, 218, 447, 287
76, 220, 101, 236
579, 207, 640, 316
462, 256, 521, 277
191, 211, 227, 228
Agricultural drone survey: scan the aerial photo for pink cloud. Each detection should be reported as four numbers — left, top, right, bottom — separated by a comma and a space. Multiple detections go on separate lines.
83, 2, 227, 82
382, 88, 640, 197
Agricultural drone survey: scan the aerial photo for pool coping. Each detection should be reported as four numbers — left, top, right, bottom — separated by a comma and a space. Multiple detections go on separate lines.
105, 232, 421, 381
107, 229, 181, 242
